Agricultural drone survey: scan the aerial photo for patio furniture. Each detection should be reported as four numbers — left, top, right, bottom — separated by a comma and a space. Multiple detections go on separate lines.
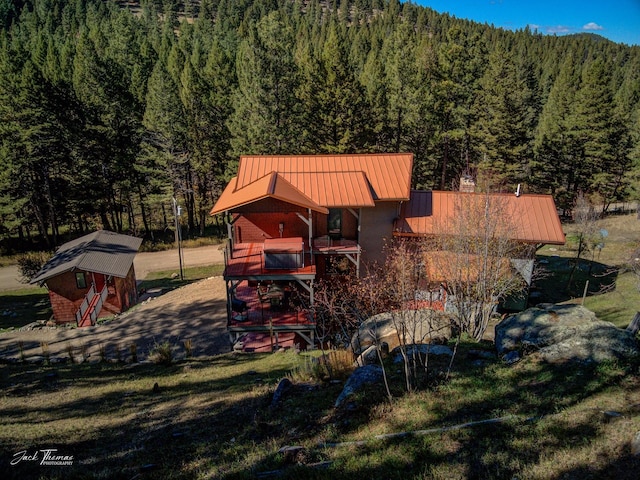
232, 298, 248, 321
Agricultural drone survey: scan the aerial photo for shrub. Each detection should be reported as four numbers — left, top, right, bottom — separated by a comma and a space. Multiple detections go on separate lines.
149, 340, 173, 365
16, 251, 52, 284
183, 339, 193, 358
17, 341, 25, 362
129, 342, 138, 363
288, 350, 354, 383
40, 341, 50, 364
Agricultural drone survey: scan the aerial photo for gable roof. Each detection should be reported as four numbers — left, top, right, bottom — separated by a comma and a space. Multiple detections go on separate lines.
396, 190, 565, 245
210, 153, 413, 215
210, 172, 329, 215
30, 230, 143, 284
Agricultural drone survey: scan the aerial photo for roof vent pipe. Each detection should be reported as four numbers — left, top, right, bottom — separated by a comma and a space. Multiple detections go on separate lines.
515, 184, 521, 197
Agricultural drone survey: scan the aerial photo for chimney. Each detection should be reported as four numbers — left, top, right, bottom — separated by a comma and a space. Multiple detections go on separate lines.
459, 175, 475, 193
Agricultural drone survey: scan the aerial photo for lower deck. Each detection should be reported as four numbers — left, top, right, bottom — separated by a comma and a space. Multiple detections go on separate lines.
228, 280, 316, 351
222, 239, 362, 352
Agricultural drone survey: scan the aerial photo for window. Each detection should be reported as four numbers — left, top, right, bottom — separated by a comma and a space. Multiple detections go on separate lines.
75, 272, 87, 289
328, 208, 342, 239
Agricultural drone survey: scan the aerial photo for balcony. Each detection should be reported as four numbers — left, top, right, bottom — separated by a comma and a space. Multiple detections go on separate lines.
223, 238, 316, 281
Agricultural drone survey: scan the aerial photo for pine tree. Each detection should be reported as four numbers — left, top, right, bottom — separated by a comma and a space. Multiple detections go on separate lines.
432, 26, 485, 189
313, 19, 370, 152
570, 59, 631, 211
532, 54, 580, 211
229, 11, 300, 155
473, 43, 535, 190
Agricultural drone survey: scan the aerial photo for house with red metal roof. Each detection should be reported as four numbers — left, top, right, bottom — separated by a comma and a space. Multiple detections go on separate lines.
210, 153, 565, 350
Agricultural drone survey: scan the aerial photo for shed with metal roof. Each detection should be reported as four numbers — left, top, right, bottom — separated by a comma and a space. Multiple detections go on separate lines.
32, 230, 143, 327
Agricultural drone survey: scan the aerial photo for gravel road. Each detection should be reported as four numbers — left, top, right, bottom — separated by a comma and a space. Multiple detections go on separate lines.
0, 244, 226, 291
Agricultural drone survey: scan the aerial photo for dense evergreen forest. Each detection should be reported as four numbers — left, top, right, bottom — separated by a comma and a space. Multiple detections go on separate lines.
0, 0, 639, 250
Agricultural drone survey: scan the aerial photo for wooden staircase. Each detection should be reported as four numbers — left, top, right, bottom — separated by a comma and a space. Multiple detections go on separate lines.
76, 284, 108, 327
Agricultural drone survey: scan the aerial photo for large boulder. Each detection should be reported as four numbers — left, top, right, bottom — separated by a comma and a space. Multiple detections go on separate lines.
495, 304, 639, 364
391, 344, 454, 364
351, 310, 451, 356
335, 365, 383, 408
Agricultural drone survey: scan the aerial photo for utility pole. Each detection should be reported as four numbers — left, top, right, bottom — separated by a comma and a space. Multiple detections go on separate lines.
172, 197, 184, 281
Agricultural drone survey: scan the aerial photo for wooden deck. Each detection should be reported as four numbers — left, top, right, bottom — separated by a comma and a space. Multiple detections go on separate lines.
222, 238, 361, 352
228, 280, 316, 351
311, 237, 360, 255
224, 242, 316, 280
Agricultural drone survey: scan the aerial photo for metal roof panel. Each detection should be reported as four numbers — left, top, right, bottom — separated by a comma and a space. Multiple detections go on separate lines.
397, 191, 565, 245
236, 153, 413, 202
209, 172, 329, 215
30, 231, 143, 284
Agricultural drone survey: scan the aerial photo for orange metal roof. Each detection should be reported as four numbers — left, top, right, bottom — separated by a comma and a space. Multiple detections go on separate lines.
283, 171, 375, 207
396, 190, 566, 245
236, 154, 413, 202
210, 153, 412, 215
209, 172, 329, 215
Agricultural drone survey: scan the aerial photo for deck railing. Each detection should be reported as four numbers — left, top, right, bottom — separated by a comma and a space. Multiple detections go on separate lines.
75, 283, 109, 326
75, 284, 96, 325
89, 284, 109, 325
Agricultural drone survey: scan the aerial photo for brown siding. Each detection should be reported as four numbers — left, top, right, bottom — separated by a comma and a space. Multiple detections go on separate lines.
239, 198, 306, 214
46, 271, 89, 323
312, 211, 328, 237
113, 264, 139, 313
46, 266, 139, 325
235, 212, 310, 243
311, 209, 357, 240
342, 209, 358, 240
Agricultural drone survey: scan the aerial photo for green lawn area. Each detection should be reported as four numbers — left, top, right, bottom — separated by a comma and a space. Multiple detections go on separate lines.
535, 212, 640, 329
1, 346, 638, 479
0, 287, 51, 332
138, 264, 224, 291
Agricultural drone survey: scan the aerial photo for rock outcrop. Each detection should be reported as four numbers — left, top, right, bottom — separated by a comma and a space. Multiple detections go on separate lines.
391, 344, 454, 364
495, 304, 639, 364
351, 310, 451, 356
335, 365, 383, 408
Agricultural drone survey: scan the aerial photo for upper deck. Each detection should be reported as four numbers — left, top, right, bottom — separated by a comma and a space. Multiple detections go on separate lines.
223, 236, 361, 281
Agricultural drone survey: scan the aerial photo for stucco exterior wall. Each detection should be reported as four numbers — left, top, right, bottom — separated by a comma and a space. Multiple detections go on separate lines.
359, 201, 400, 266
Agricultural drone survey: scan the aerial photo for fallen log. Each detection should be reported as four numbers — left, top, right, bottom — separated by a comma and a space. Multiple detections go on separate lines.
320, 415, 537, 448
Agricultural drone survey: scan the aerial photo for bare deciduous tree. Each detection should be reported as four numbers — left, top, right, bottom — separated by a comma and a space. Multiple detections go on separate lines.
314, 240, 451, 394
424, 191, 529, 341
566, 193, 601, 292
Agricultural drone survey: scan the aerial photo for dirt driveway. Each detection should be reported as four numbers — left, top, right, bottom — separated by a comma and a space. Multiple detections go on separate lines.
0, 246, 232, 362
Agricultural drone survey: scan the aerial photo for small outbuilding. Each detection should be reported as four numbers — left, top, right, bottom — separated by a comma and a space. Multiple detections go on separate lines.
30, 230, 143, 327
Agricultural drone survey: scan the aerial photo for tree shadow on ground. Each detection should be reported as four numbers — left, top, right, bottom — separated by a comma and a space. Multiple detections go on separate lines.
0, 291, 51, 330
534, 254, 618, 304
2, 345, 640, 479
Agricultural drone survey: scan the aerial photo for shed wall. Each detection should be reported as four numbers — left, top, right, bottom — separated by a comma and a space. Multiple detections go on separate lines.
46, 267, 138, 324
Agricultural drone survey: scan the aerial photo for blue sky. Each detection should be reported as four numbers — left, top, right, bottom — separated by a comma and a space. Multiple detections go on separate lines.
414, 1, 640, 46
